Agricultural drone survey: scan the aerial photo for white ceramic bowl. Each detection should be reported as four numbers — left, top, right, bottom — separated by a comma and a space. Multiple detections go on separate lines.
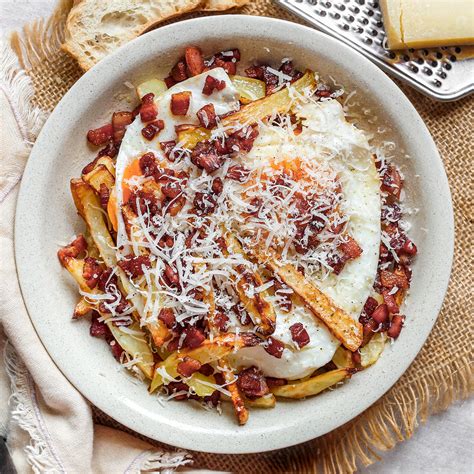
15, 16, 454, 454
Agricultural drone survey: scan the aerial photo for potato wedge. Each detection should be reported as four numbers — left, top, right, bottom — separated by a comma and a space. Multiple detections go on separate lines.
332, 346, 355, 369
223, 232, 275, 335
107, 322, 154, 379
136, 78, 167, 100
70, 179, 116, 267
149, 334, 244, 393
221, 71, 316, 131
73, 296, 93, 318
83, 164, 115, 195
254, 249, 362, 351
177, 126, 211, 149
230, 75, 266, 104
245, 394, 276, 408
271, 368, 355, 399
221, 361, 249, 425
360, 332, 386, 368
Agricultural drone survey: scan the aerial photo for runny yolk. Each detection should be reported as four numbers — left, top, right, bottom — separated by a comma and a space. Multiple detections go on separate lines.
122, 158, 143, 203
107, 158, 143, 232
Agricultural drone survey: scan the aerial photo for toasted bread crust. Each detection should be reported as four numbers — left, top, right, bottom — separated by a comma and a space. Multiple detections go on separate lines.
62, 0, 251, 70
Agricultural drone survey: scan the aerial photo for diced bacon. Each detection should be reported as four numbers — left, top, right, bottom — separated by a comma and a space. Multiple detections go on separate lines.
109, 339, 124, 361
118, 254, 151, 278
381, 165, 403, 199
226, 165, 250, 182
225, 125, 259, 153
129, 190, 161, 217
371, 304, 389, 324
199, 363, 214, 376
245, 65, 264, 79
171, 59, 188, 83
240, 332, 261, 347
380, 269, 409, 289
191, 141, 225, 173
162, 181, 182, 199
316, 89, 332, 98
339, 236, 363, 259
90, 312, 109, 338
363, 296, 379, 317
87, 124, 113, 146
237, 366, 269, 399
213, 57, 236, 75
182, 327, 205, 349
279, 60, 303, 80
160, 141, 177, 162
289, 322, 310, 348
82, 257, 103, 289
163, 263, 180, 287
265, 377, 287, 388
164, 76, 176, 89
388, 315, 405, 339
139, 93, 158, 122
57, 235, 87, 264
99, 183, 110, 210
211, 177, 223, 195
264, 336, 285, 359
382, 290, 400, 314
167, 381, 192, 400
193, 192, 217, 216
112, 111, 133, 143
177, 356, 202, 377
170, 91, 191, 116
352, 351, 361, 365
400, 239, 418, 256
204, 390, 221, 406
97, 268, 118, 292
185, 46, 205, 76
141, 120, 164, 140
202, 75, 226, 96
197, 103, 217, 129
158, 308, 176, 329
139, 152, 158, 177
213, 312, 229, 332
362, 318, 378, 346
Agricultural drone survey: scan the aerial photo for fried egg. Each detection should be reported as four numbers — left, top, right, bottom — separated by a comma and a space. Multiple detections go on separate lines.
231, 101, 381, 379
115, 68, 240, 250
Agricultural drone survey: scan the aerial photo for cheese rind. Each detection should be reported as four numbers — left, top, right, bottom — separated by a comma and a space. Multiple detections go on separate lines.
380, 0, 474, 50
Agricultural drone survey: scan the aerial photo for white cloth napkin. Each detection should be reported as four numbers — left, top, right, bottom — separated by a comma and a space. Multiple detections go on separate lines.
0, 41, 193, 473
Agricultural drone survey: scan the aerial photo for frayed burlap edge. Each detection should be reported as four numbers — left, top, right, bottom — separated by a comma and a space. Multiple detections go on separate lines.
7, 1, 473, 473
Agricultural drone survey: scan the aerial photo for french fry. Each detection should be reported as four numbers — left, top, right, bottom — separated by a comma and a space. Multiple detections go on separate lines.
149, 334, 244, 393
230, 75, 266, 104
96, 156, 116, 177
70, 179, 117, 267
220, 361, 249, 425
332, 346, 355, 369
107, 322, 155, 379
223, 232, 276, 335
221, 71, 316, 131
245, 394, 276, 408
254, 248, 362, 351
176, 71, 316, 150
73, 297, 93, 318
82, 164, 115, 195
360, 332, 386, 368
271, 368, 355, 399
59, 252, 154, 379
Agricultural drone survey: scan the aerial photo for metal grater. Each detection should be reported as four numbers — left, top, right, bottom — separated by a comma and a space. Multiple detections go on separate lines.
275, 0, 474, 101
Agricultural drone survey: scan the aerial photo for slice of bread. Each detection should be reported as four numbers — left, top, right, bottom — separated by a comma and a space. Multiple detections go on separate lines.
203, 0, 250, 10
62, 0, 251, 71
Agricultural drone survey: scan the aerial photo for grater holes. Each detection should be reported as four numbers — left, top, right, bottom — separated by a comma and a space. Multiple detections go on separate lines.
444, 63, 452, 70
317, 9, 327, 16
358, 17, 369, 25
349, 5, 360, 13
353, 25, 364, 34
344, 14, 355, 22
422, 67, 433, 76
449, 55, 457, 62
340, 23, 350, 30
437, 71, 447, 79
335, 3, 346, 11
455, 47, 461, 53
432, 79, 442, 88
330, 11, 341, 19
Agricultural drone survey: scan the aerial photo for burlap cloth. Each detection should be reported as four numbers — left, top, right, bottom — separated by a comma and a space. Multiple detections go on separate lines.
8, 0, 473, 472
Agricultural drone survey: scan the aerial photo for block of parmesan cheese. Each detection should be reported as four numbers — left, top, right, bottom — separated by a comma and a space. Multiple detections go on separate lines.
380, 0, 474, 50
